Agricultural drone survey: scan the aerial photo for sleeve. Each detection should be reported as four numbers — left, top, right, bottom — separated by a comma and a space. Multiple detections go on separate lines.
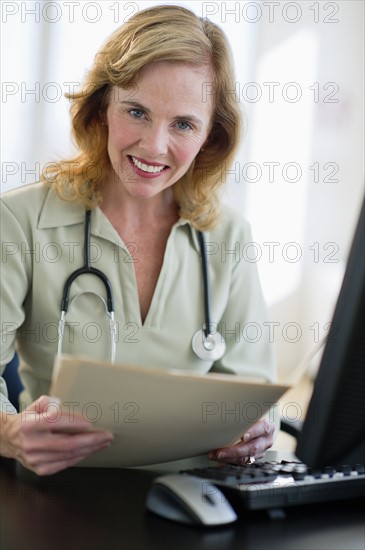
0, 199, 31, 414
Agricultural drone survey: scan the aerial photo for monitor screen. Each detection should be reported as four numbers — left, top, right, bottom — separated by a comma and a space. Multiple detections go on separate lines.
296, 198, 365, 468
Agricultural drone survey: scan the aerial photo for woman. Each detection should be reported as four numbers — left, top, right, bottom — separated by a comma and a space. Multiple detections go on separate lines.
0, 5, 277, 475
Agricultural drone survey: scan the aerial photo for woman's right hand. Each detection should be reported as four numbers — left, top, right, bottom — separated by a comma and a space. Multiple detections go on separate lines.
0, 395, 114, 476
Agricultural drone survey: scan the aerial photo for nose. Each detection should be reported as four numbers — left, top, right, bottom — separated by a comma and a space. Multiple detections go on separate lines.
138, 123, 169, 158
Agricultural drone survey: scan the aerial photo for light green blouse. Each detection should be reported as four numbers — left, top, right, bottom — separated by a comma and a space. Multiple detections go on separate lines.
1, 183, 276, 414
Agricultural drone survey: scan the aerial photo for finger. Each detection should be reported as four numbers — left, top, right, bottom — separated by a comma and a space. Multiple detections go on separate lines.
18, 439, 112, 475
240, 419, 275, 443
25, 395, 61, 415
17, 413, 98, 440
207, 420, 273, 460
46, 431, 114, 452
208, 435, 272, 463
19, 429, 114, 455
25, 443, 109, 476
27, 411, 107, 434
208, 448, 264, 464
19, 408, 93, 436
23, 396, 97, 431
48, 420, 111, 435
24, 439, 111, 466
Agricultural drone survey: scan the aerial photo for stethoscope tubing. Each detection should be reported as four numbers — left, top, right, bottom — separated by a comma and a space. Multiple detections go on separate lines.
60, 210, 114, 314
196, 231, 212, 339
57, 209, 226, 363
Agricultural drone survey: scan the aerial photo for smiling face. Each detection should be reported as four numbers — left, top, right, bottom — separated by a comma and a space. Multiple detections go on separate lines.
103, 62, 214, 202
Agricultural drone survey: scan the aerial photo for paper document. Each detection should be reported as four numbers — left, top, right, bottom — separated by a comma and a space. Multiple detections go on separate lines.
50, 354, 290, 468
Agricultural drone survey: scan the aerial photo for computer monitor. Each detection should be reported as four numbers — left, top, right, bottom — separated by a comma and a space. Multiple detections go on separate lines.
296, 198, 365, 468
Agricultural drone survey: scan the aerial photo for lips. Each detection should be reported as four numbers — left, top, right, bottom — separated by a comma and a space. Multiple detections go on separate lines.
129, 155, 168, 174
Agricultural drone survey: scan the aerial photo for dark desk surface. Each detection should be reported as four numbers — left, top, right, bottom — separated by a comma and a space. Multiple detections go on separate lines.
1, 453, 364, 550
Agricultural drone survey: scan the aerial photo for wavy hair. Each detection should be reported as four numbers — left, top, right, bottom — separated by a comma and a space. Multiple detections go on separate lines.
43, 4, 243, 230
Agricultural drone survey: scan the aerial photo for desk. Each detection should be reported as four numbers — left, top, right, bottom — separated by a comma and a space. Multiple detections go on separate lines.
1, 454, 364, 550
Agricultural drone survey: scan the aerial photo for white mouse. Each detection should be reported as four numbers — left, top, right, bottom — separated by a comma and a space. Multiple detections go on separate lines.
145, 474, 238, 526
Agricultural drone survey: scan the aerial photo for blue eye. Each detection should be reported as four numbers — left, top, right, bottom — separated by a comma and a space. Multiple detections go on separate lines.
176, 121, 192, 131
129, 109, 144, 119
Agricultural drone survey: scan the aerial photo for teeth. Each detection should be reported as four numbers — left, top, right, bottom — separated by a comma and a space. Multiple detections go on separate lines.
131, 156, 165, 173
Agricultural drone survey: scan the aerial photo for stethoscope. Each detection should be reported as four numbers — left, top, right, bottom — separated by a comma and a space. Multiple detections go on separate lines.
57, 210, 226, 363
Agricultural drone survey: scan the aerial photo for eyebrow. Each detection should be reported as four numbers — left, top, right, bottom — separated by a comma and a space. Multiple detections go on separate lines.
120, 100, 203, 126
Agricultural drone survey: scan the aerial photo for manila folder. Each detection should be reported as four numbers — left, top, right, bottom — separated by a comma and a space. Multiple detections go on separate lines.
50, 354, 289, 468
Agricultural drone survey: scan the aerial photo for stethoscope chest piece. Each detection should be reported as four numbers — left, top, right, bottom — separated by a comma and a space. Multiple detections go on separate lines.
192, 329, 226, 361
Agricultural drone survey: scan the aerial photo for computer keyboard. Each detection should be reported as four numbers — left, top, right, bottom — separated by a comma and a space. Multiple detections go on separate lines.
180, 460, 365, 510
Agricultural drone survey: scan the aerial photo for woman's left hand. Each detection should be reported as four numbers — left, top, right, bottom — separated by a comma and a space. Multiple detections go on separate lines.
208, 418, 275, 464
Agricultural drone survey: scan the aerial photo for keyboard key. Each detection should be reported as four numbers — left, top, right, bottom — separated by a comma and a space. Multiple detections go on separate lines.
339, 465, 352, 476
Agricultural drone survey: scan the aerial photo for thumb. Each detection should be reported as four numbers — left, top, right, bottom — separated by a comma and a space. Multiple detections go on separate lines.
26, 395, 61, 417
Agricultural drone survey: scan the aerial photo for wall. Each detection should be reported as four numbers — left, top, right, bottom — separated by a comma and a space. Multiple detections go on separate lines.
232, 0, 364, 380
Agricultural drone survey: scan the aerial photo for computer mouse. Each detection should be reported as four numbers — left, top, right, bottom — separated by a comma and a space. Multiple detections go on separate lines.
145, 474, 238, 526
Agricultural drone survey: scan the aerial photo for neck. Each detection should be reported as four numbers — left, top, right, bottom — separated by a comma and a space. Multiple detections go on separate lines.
100, 180, 179, 230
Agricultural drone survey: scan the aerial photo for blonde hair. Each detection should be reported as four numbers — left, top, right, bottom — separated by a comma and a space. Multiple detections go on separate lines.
44, 5, 243, 230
